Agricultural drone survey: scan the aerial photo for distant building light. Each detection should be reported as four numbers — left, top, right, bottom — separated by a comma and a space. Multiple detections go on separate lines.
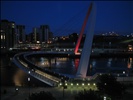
127, 35, 130, 37
9, 48, 13, 51
28, 77, 30, 81
1, 35, 3, 39
37, 41, 40, 43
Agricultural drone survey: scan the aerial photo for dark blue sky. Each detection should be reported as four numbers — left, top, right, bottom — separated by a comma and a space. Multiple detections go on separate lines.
1, 1, 133, 36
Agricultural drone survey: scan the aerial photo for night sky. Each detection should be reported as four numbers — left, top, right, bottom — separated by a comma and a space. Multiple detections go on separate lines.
1, 1, 133, 36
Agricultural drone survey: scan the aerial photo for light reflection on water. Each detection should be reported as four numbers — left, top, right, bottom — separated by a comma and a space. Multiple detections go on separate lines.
31, 57, 133, 75
127, 57, 132, 69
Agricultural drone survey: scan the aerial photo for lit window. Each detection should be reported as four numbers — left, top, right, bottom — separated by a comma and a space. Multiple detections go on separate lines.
1, 35, 3, 39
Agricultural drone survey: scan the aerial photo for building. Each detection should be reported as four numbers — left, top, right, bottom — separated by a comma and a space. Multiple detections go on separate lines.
0, 20, 16, 52
16, 25, 25, 43
40, 25, 51, 43
32, 27, 40, 43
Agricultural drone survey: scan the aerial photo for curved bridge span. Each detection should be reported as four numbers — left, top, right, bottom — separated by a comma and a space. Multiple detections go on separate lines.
13, 51, 70, 87
13, 51, 133, 87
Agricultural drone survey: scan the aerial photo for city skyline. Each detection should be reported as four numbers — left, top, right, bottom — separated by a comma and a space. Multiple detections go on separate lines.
1, 1, 133, 35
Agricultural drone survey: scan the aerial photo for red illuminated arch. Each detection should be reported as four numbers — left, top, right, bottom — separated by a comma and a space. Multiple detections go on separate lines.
74, 3, 93, 54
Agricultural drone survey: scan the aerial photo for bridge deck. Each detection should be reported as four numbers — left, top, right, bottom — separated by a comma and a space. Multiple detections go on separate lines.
13, 53, 61, 87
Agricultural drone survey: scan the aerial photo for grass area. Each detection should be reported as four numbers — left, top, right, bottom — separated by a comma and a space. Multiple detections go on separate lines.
120, 39, 133, 44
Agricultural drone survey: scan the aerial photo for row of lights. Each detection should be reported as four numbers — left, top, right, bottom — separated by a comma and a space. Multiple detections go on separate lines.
59, 83, 96, 86
99, 72, 129, 77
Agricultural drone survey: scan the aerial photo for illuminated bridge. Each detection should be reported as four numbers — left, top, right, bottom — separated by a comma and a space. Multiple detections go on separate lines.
12, 2, 133, 87
13, 52, 72, 86
13, 2, 96, 84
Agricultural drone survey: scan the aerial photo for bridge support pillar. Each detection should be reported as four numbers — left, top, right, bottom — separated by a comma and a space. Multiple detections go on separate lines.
76, 2, 96, 78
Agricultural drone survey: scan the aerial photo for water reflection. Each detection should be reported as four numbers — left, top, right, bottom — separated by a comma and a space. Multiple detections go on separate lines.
30, 57, 133, 75
127, 57, 132, 69
74, 58, 79, 70
107, 58, 112, 67
92, 60, 96, 67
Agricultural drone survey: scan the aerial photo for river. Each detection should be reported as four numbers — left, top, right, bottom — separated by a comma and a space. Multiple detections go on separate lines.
1, 54, 133, 87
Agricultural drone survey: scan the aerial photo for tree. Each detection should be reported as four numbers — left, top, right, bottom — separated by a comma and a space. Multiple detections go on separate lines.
28, 91, 56, 100
97, 74, 126, 99
75, 89, 103, 100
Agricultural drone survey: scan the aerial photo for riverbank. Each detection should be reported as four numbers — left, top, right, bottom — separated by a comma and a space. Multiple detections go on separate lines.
1, 50, 133, 58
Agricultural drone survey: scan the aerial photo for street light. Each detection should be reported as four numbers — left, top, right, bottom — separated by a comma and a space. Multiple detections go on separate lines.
123, 71, 125, 74
28, 71, 30, 74
104, 96, 106, 100
61, 78, 67, 98
88, 83, 90, 89
65, 83, 67, 86
71, 83, 73, 86
123, 71, 125, 82
15, 88, 19, 93
28, 77, 30, 98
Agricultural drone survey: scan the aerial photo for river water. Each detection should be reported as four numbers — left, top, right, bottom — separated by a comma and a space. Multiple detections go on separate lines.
1, 54, 133, 87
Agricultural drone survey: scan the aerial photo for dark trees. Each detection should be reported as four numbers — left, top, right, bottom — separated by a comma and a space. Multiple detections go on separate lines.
28, 91, 56, 100
97, 74, 126, 99
75, 89, 103, 100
